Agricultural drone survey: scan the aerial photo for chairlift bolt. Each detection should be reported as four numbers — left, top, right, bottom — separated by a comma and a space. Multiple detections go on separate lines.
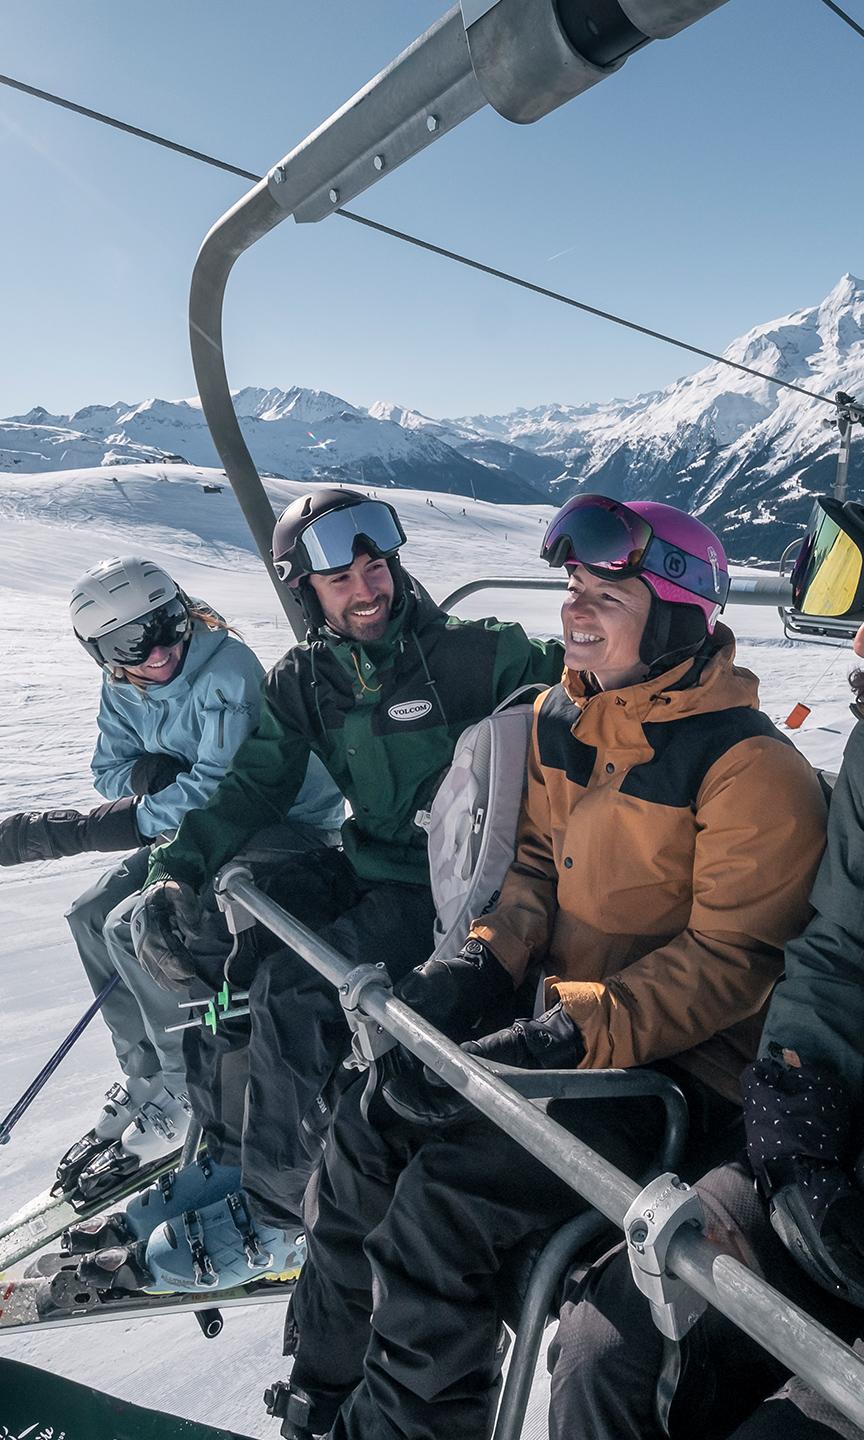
373, 154, 385, 171
426, 115, 439, 132
271, 166, 286, 185
329, 188, 340, 204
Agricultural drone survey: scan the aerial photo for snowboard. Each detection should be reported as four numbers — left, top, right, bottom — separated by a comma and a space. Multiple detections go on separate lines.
0, 1355, 256, 1438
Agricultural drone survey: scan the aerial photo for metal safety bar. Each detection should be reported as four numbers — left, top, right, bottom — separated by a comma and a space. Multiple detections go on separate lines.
188, 0, 729, 641
439, 573, 794, 614
214, 864, 864, 1431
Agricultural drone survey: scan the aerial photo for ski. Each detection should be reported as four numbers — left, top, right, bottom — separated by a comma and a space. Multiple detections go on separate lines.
0, 1266, 299, 1335
0, 1149, 181, 1272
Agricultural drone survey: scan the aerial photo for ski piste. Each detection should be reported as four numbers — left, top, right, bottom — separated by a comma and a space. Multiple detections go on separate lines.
1, 1355, 256, 1438
0, 1149, 181, 1271
0, 1264, 299, 1335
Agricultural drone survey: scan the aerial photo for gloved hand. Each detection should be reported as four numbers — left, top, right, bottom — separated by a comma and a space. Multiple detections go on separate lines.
382, 1002, 586, 1128
0, 797, 140, 865
394, 939, 514, 1043
129, 752, 188, 797
130, 879, 203, 992
743, 1052, 864, 1306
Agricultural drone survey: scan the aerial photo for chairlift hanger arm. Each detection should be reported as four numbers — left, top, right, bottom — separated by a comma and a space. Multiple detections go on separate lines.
189, 0, 729, 637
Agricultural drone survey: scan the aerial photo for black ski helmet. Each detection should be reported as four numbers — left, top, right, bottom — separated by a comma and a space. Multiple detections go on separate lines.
271, 487, 407, 630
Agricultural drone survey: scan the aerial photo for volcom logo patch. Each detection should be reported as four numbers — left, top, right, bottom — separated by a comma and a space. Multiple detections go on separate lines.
388, 700, 433, 722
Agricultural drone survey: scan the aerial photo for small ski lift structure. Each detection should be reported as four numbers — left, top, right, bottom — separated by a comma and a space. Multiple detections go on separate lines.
780, 389, 864, 646
185, 4, 864, 1435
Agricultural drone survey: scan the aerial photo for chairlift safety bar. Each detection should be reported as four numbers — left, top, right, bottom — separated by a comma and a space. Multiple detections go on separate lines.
214, 864, 864, 1430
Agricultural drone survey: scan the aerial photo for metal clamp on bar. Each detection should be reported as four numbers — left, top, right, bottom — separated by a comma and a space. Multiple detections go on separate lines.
339, 962, 397, 1067
624, 1171, 706, 1340
214, 863, 257, 934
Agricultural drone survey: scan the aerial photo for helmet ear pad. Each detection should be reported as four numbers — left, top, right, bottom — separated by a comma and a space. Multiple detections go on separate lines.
638, 583, 708, 672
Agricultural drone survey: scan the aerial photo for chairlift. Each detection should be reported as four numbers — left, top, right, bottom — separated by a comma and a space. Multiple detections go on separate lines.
182, 4, 864, 1436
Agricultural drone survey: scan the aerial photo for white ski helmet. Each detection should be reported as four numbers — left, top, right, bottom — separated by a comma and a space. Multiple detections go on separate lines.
70, 556, 191, 668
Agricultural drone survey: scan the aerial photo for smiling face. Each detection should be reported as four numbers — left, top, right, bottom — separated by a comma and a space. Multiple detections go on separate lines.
561, 565, 652, 690
123, 640, 185, 685
308, 550, 396, 642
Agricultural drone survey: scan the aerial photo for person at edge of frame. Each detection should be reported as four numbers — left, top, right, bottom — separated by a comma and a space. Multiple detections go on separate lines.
0, 555, 343, 1206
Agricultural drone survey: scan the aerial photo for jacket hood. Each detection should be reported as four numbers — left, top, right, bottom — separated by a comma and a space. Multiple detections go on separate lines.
562, 623, 759, 723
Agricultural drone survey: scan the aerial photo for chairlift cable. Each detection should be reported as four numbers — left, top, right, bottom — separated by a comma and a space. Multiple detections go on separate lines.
0, 71, 259, 182
818, 0, 864, 42
0, 68, 849, 416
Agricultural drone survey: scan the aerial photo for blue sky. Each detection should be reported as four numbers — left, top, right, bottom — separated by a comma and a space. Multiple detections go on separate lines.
0, 0, 861, 420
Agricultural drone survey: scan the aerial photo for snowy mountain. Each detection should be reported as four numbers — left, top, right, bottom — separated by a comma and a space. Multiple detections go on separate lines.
446, 275, 864, 558
4, 276, 864, 556
1, 389, 543, 506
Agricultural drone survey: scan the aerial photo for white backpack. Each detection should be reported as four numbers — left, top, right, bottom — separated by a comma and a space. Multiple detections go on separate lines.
417, 687, 545, 963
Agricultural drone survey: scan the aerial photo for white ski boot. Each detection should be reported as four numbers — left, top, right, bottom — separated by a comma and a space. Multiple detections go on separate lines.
75, 1087, 192, 1201
54, 1076, 166, 1194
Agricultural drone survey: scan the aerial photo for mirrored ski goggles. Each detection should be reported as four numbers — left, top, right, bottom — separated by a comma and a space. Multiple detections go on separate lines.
273, 500, 406, 582
94, 596, 191, 667
791, 498, 864, 617
541, 494, 729, 605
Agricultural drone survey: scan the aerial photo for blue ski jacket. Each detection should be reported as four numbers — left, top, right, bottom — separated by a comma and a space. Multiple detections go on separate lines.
91, 619, 344, 840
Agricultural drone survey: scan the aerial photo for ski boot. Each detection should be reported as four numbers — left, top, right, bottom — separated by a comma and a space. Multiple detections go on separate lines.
140, 1190, 306, 1293
61, 1152, 242, 1254
75, 1087, 193, 1202
53, 1076, 167, 1194
263, 1380, 333, 1440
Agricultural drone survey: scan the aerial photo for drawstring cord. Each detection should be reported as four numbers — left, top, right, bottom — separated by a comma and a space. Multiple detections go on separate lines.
350, 649, 382, 695
412, 631, 450, 726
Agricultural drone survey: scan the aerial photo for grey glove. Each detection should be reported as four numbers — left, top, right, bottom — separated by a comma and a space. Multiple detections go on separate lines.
130, 879, 203, 992
129, 752, 188, 797
0, 797, 140, 865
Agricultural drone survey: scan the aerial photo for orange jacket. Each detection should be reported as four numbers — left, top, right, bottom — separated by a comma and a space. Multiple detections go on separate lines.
470, 629, 827, 1102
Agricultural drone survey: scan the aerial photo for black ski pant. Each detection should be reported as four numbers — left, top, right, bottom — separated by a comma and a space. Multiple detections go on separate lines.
288, 1072, 681, 1440
185, 846, 437, 1229
548, 1159, 862, 1440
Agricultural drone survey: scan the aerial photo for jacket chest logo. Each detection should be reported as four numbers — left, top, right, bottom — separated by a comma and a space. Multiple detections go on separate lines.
388, 700, 433, 722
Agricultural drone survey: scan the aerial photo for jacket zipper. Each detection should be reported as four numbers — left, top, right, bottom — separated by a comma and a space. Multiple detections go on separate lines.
215, 689, 227, 749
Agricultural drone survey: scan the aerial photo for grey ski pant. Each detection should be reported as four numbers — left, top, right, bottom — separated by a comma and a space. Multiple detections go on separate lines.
65, 848, 188, 1097
547, 1159, 861, 1440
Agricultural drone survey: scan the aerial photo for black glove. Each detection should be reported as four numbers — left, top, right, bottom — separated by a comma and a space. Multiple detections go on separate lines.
743, 1053, 864, 1306
382, 1002, 586, 1128
394, 939, 514, 1043
130, 879, 203, 992
129, 752, 188, 797
0, 797, 140, 865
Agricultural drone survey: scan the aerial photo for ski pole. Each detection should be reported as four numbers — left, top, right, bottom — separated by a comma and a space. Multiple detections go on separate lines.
0, 974, 120, 1146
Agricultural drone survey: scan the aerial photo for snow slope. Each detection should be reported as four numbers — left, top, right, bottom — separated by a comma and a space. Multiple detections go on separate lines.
0, 465, 859, 1435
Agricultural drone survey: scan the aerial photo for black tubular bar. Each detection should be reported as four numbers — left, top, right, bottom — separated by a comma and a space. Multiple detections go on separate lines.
215, 867, 864, 1430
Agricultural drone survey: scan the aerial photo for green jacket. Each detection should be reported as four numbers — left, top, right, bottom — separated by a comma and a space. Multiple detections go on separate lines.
759, 717, 864, 1107
149, 576, 564, 891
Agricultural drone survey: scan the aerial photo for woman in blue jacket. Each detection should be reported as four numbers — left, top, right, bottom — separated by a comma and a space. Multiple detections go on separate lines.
0, 555, 343, 1197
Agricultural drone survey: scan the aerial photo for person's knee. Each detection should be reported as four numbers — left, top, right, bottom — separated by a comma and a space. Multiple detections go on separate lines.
65, 884, 111, 939
102, 897, 137, 962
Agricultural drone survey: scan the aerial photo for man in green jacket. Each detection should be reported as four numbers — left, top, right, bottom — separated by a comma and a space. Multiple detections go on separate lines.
104, 488, 563, 1293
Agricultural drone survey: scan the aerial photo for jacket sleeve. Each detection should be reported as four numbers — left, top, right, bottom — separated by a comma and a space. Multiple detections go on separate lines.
90, 685, 141, 800
550, 736, 827, 1070
759, 721, 864, 1108
147, 688, 315, 890
470, 701, 559, 982
135, 653, 263, 839
490, 623, 565, 702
